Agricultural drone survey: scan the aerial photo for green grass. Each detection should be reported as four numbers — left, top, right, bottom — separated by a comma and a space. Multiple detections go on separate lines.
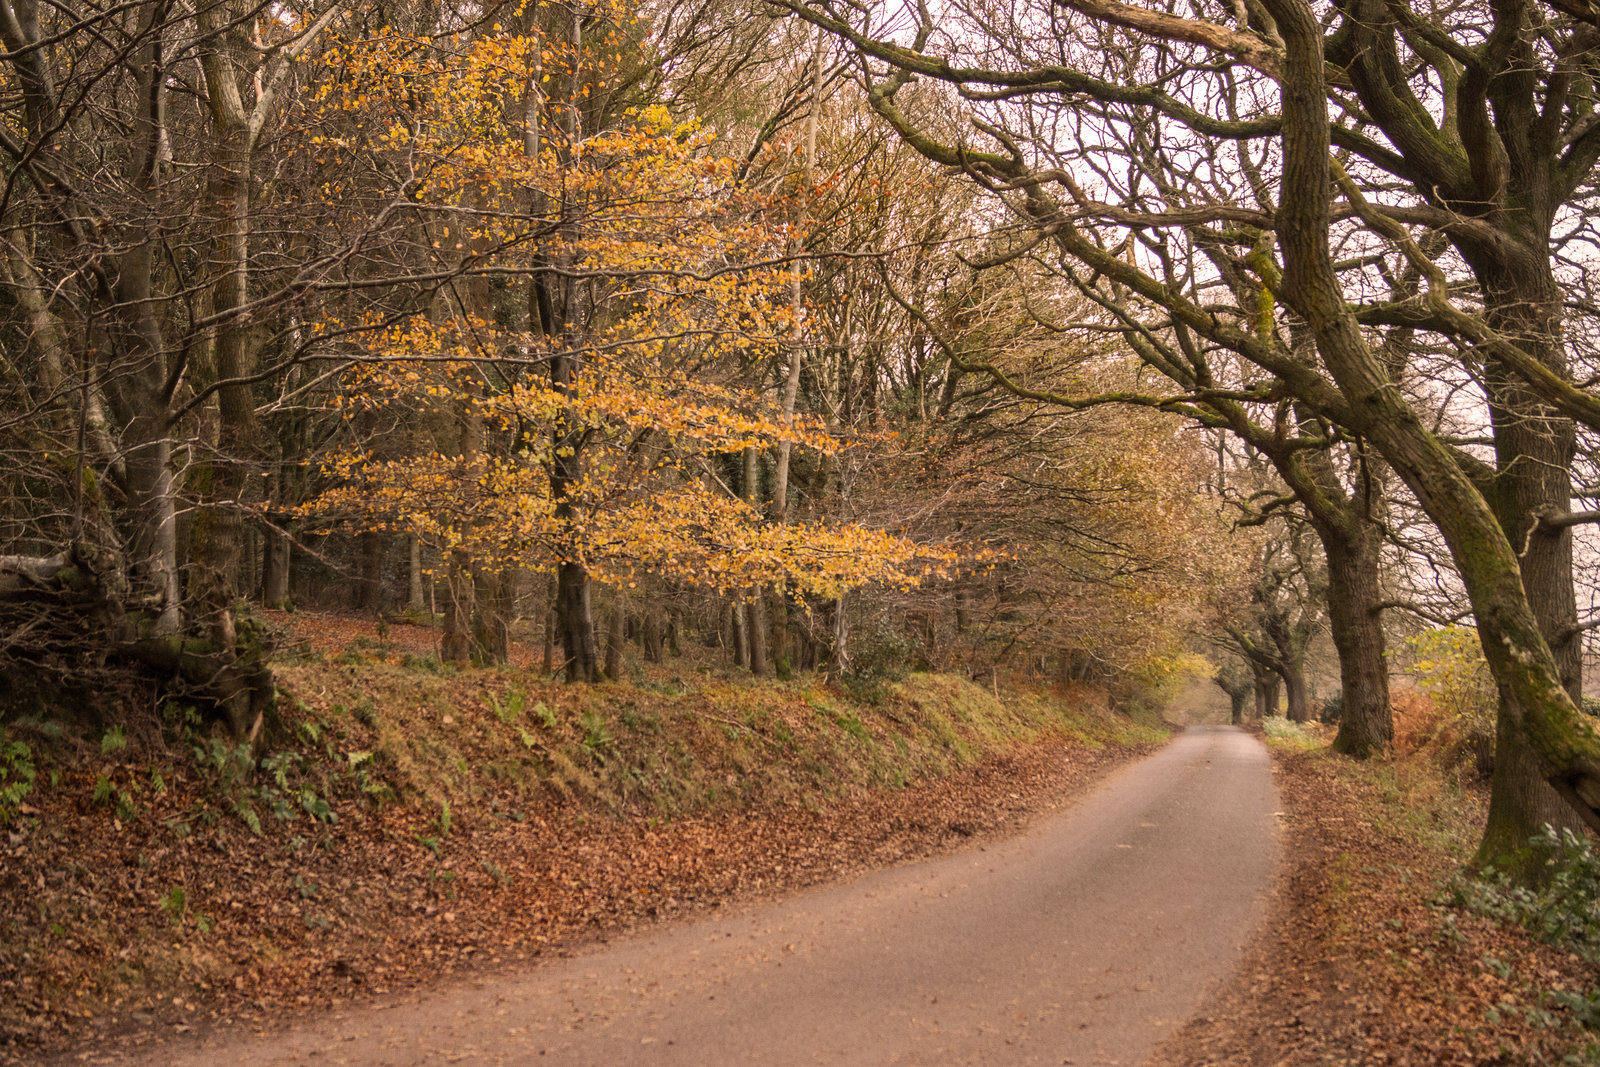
1262, 716, 1323, 752
269, 664, 1166, 820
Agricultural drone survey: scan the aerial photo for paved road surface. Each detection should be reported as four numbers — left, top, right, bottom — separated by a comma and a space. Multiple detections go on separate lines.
144, 724, 1278, 1066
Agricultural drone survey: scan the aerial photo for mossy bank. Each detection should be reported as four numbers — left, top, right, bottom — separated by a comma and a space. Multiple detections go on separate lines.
0, 657, 1164, 1060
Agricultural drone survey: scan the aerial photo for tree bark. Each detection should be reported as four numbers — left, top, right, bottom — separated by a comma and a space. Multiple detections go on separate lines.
532, 3, 597, 685
556, 560, 598, 682
642, 612, 663, 663
730, 597, 748, 668
604, 607, 624, 681
260, 525, 291, 609
1475, 262, 1589, 868
745, 595, 769, 677
1277, 646, 1312, 723
1253, 669, 1280, 719
1323, 523, 1393, 756
1226, 686, 1250, 725
1264, 0, 1600, 840
769, 588, 792, 680
406, 535, 425, 614
356, 531, 384, 612
830, 593, 850, 674
442, 549, 473, 667
472, 563, 514, 666
542, 572, 557, 675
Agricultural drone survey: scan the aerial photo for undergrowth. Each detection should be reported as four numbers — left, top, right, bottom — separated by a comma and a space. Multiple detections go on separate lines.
0, 656, 1162, 849
1452, 826, 1600, 966
255, 663, 1163, 819
1262, 716, 1324, 751
0, 650, 1164, 1057
1344, 693, 1600, 1055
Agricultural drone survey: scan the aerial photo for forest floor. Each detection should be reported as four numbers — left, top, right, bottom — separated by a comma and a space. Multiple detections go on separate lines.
0, 610, 1165, 1064
118, 725, 1279, 1066
7, 610, 1600, 1064
1152, 717, 1600, 1066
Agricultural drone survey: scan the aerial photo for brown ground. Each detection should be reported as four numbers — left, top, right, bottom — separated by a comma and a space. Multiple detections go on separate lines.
12, 610, 1599, 1064
5, 704, 1156, 1064
125, 725, 1278, 1067
1151, 740, 1600, 1065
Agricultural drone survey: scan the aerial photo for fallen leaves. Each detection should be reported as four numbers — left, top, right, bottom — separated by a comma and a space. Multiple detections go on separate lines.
1151, 745, 1599, 1065
0, 692, 1152, 1064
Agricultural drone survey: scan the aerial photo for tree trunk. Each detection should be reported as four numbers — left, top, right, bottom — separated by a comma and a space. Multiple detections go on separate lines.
1475, 264, 1589, 870
442, 549, 473, 667
406, 535, 425, 614
642, 612, 663, 663
746, 594, 769, 677
730, 598, 748, 668
542, 572, 557, 675
604, 607, 624, 681
97, 43, 182, 638
1267, 613, 1312, 722
556, 560, 597, 682
1324, 524, 1393, 756
830, 594, 850, 674
769, 588, 792, 680
192, 9, 261, 656
1265, 0, 1600, 845
356, 531, 384, 612
1254, 670, 1280, 719
260, 524, 291, 609
1214, 668, 1254, 727
1281, 659, 1312, 723
1229, 687, 1249, 725
532, 10, 596, 686
472, 564, 513, 666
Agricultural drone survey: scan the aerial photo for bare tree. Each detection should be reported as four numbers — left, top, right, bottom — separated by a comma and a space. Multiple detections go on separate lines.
781, 0, 1600, 868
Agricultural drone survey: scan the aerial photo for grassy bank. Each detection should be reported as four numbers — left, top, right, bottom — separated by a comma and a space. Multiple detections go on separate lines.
0, 643, 1162, 1060
267, 658, 1163, 817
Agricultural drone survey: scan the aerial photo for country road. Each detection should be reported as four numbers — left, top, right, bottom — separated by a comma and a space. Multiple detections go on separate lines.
138, 725, 1279, 1066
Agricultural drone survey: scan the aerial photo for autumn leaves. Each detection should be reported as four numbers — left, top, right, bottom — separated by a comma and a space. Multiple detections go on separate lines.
300, 29, 960, 613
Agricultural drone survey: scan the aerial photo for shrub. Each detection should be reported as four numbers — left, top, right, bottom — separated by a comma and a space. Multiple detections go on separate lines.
1453, 826, 1600, 964
842, 618, 915, 704
1403, 627, 1497, 778
1262, 716, 1321, 751
1405, 627, 1496, 739
0, 728, 34, 824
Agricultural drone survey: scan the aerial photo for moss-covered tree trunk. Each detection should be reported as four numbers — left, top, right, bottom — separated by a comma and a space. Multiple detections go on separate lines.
1474, 260, 1589, 868
1265, 0, 1600, 846
1322, 521, 1392, 756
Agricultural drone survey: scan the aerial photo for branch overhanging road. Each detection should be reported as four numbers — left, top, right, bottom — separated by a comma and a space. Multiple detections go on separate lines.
148, 725, 1279, 1066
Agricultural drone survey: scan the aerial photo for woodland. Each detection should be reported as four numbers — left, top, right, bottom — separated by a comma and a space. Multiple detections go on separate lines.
7, 0, 1600, 1052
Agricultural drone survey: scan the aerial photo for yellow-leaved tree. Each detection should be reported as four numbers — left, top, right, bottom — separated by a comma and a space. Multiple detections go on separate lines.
302, 27, 960, 677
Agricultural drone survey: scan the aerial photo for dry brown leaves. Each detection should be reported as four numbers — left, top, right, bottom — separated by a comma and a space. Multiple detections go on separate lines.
1152, 746, 1599, 1066
2, 726, 1148, 1064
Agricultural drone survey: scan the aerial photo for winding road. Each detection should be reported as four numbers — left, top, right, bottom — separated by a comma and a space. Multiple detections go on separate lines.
146, 724, 1279, 1066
